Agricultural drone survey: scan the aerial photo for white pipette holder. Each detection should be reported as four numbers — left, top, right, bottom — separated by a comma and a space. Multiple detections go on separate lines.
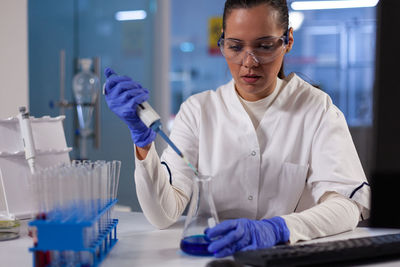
0, 115, 71, 219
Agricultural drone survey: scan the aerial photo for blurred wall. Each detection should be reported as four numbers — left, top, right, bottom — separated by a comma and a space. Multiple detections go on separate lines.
28, 0, 163, 212
0, 0, 28, 118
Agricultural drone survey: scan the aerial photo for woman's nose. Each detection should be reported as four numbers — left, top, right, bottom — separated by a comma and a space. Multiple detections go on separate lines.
242, 51, 260, 68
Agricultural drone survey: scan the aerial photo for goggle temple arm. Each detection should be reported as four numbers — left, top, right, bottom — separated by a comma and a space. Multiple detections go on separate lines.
217, 32, 225, 47
284, 29, 289, 45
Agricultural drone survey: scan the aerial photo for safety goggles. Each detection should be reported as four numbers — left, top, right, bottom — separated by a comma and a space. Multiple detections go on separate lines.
217, 30, 289, 65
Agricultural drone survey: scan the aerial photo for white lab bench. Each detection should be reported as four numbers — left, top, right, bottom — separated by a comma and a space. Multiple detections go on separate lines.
2, 211, 400, 267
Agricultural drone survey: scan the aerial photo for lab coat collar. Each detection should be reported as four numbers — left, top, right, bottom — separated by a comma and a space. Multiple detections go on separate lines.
220, 73, 301, 129
224, 73, 299, 114
220, 79, 255, 126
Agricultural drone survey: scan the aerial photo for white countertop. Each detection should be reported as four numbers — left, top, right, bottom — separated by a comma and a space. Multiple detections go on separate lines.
102, 211, 215, 266
2, 211, 400, 267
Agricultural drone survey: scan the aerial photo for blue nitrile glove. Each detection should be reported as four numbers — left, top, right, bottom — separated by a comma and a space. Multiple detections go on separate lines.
104, 67, 156, 147
205, 217, 290, 258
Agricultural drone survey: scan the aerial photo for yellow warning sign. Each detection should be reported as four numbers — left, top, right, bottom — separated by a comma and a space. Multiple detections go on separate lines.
208, 16, 223, 55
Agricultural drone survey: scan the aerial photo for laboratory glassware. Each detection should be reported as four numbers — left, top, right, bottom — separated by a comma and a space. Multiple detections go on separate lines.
180, 174, 219, 256
73, 58, 100, 159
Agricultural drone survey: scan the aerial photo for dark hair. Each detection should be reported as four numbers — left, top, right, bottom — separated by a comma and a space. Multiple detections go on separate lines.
222, 0, 289, 78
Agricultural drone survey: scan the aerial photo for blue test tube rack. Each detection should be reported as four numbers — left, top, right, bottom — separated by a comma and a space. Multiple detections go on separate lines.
29, 199, 118, 267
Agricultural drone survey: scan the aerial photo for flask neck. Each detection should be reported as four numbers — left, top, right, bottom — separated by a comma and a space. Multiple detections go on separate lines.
79, 59, 92, 73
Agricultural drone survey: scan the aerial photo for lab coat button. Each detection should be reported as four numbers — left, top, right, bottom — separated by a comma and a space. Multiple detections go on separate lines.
248, 195, 253, 200
251, 151, 256, 156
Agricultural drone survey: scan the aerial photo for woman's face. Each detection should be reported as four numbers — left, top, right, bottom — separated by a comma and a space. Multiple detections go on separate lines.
224, 4, 293, 101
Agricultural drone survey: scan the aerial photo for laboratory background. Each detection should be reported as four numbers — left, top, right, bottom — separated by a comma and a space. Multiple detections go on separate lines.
0, 0, 380, 213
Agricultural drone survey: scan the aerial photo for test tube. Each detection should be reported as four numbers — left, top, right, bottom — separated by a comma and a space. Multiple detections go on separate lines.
31, 160, 121, 266
112, 161, 121, 201
111, 161, 121, 220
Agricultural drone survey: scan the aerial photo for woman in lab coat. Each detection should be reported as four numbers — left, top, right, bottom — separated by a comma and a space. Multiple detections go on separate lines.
104, 0, 370, 258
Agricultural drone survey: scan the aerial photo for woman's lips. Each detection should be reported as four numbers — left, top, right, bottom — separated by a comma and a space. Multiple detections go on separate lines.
242, 75, 261, 83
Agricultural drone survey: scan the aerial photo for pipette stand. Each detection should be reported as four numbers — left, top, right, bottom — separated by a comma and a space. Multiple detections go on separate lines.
0, 115, 71, 219
29, 199, 118, 267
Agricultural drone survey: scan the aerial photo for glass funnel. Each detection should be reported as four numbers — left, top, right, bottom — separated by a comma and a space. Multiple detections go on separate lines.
180, 174, 219, 256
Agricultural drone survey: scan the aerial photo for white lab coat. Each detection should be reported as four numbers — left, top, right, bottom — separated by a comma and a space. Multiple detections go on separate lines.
136, 73, 370, 225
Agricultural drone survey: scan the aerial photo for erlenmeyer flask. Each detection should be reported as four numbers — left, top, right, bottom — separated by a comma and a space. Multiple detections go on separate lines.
180, 174, 219, 256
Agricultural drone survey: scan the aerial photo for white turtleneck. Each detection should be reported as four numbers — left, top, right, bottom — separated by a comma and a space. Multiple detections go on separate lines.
237, 78, 283, 129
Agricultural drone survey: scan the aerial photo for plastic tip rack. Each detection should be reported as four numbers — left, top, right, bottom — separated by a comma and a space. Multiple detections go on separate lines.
28, 160, 121, 267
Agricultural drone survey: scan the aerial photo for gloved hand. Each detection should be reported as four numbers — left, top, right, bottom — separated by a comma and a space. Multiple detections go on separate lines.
205, 217, 290, 258
104, 67, 156, 147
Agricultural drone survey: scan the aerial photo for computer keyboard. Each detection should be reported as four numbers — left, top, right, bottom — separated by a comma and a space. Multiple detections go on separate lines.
233, 233, 400, 266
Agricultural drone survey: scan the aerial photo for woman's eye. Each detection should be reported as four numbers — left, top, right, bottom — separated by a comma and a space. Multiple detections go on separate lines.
228, 44, 242, 52
259, 43, 274, 50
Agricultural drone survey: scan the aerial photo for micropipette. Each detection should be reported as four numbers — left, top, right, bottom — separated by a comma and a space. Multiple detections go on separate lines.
136, 102, 199, 176
103, 73, 199, 176
17, 106, 36, 174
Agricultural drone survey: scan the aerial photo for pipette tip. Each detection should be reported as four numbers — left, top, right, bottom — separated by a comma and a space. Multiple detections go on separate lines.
155, 128, 199, 176
182, 156, 199, 176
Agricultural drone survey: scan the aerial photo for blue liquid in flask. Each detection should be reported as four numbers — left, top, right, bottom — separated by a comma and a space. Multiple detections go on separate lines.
180, 234, 212, 256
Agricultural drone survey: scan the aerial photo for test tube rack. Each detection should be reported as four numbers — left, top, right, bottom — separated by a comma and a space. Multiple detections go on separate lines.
29, 199, 118, 267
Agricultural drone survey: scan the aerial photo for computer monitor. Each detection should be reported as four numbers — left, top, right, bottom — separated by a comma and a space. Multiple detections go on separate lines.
369, 1, 400, 228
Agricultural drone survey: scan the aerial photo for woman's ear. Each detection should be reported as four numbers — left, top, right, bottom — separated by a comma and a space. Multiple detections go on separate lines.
286, 27, 294, 53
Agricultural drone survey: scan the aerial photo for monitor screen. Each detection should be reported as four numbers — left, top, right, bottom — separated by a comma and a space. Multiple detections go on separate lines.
370, 1, 400, 228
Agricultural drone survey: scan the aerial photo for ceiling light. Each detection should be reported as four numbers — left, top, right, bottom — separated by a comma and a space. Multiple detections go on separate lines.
115, 10, 147, 21
291, 0, 379, 11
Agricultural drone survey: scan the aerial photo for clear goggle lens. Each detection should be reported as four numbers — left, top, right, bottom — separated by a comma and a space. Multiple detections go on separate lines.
219, 35, 287, 65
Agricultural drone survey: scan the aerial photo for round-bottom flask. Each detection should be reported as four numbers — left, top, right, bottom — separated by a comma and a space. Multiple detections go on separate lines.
180, 175, 219, 256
